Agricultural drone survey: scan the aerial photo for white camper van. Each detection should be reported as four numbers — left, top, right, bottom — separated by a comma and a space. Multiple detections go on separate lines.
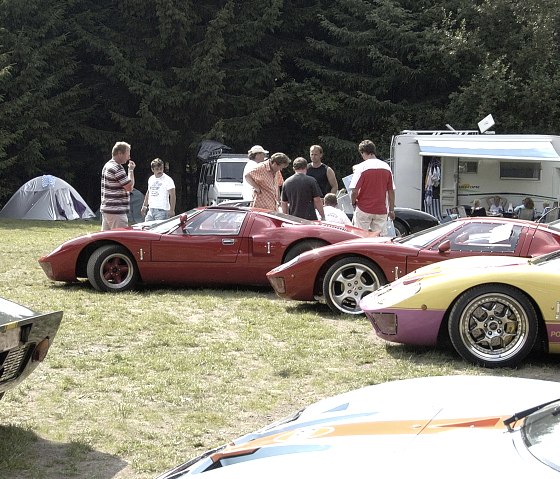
197, 154, 248, 206
389, 130, 560, 220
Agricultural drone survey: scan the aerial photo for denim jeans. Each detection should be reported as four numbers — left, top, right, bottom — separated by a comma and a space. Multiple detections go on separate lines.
145, 208, 168, 221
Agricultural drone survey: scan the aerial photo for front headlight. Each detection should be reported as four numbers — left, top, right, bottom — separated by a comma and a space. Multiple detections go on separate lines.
380, 281, 422, 305
362, 281, 422, 309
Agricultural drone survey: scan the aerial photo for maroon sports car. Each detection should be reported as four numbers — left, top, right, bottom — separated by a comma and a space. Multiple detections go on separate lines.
267, 217, 560, 315
39, 205, 373, 292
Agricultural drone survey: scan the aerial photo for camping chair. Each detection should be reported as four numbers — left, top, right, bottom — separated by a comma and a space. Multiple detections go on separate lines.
446, 206, 468, 219
517, 208, 535, 221
423, 198, 444, 222
486, 196, 507, 214
470, 207, 487, 217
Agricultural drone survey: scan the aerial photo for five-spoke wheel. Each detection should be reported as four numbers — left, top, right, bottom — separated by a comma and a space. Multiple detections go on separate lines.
86, 245, 139, 292
448, 285, 538, 367
323, 256, 386, 315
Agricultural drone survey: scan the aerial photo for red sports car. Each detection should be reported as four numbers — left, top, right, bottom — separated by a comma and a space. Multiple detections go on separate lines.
267, 217, 560, 315
39, 205, 373, 292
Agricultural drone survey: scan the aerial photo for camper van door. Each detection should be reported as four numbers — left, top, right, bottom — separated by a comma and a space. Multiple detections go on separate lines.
439, 157, 459, 213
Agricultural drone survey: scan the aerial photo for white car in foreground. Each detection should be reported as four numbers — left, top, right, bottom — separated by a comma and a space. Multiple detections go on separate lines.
155, 375, 560, 478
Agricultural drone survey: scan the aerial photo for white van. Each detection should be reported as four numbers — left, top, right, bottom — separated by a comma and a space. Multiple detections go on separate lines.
197, 154, 248, 206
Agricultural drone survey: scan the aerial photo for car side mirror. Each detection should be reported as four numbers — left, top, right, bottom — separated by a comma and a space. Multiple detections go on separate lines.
438, 239, 451, 253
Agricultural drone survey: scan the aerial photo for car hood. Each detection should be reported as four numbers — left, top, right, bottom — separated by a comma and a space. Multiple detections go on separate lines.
156, 376, 560, 478
409, 254, 529, 277
0, 297, 43, 325
43, 228, 165, 254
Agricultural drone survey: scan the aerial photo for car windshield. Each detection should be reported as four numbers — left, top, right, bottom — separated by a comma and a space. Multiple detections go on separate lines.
394, 221, 461, 248
262, 210, 316, 225
140, 209, 200, 233
529, 249, 560, 266
547, 218, 560, 231
522, 399, 560, 471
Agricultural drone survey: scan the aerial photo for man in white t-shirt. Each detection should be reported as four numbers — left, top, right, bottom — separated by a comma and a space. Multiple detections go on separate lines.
242, 145, 268, 201
141, 158, 176, 221
323, 193, 351, 225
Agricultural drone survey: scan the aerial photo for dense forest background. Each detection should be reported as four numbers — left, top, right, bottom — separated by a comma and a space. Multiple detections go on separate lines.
2, 0, 560, 210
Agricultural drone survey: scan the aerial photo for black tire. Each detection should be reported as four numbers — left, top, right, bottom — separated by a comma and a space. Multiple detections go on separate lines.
323, 256, 386, 315
448, 285, 538, 368
283, 239, 328, 263
393, 219, 408, 237
86, 245, 139, 292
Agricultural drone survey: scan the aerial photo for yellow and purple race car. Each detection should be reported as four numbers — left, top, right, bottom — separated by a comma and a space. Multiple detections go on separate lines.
361, 251, 560, 368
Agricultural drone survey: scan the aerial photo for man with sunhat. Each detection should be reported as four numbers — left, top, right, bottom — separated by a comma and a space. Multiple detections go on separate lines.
242, 145, 268, 200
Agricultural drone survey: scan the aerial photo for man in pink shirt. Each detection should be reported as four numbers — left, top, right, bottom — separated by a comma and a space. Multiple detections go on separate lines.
350, 139, 395, 233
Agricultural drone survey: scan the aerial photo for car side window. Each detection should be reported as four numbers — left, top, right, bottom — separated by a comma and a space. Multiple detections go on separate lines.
184, 210, 246, 236
446, 222, 521, 253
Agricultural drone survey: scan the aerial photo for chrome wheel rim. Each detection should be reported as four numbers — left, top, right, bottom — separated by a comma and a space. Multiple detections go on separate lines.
326, 263, 382, 314
458, 293, 529, 362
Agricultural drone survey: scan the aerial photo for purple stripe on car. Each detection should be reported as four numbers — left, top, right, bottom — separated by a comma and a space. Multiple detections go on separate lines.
547, 323, 560, 343
366, 308, 446, 346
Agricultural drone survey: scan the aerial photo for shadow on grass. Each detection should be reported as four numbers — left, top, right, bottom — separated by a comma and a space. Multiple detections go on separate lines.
49, 280, 275, 296
0, 425, 128, 479
284, 301, 347, 319
381, 341, 560, 378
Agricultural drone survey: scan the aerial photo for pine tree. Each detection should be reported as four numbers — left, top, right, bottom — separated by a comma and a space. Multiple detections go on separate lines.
447, 0, 560, 134
287, 0, 466, 173
0, 0, 86, 202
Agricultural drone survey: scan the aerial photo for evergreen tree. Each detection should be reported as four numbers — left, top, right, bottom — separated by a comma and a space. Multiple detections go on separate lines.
69, 0, 290, 208
3, 0, 560, 209
447, 0, 560, 134
0, 0, 85, 202
287, 0, 463, 175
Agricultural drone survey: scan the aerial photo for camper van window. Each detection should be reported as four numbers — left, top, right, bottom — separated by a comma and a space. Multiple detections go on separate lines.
458, 160, 478, 174
217, 162, 246, 182
500, 161, 541, 180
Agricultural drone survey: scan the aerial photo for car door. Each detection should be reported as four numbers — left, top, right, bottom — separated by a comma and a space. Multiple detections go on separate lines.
151, 209, 247, 263
406, 221, 525, 272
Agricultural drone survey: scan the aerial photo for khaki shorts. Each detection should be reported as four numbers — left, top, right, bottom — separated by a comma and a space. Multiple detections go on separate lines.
101, 213, 129, 231
352, 207, 387, 234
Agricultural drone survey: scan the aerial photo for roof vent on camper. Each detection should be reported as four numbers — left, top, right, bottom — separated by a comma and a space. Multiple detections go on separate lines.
478, 114, 495, 134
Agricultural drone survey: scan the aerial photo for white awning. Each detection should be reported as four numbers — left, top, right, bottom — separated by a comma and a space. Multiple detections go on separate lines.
417, 138, 560, 161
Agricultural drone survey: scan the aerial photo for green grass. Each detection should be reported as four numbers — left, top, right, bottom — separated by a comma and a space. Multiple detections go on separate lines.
0, 218, 557, 478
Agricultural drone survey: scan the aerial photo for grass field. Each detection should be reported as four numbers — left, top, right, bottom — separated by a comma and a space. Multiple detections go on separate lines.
0, 218, 558, 479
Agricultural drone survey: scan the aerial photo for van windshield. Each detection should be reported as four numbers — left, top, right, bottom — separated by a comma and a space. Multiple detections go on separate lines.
217, 162, 246, 182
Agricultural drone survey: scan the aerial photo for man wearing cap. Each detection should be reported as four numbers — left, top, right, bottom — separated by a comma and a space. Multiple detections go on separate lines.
242, 145, 268, 201
141, 158, 176, 221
